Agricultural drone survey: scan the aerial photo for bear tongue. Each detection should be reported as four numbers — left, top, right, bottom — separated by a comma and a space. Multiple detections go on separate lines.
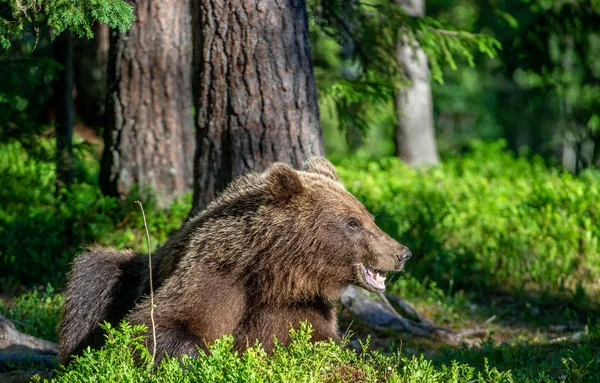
363, 266, 386, 290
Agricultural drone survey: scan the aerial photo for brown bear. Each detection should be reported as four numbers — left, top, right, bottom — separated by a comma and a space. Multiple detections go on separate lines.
58, 157, 411, 364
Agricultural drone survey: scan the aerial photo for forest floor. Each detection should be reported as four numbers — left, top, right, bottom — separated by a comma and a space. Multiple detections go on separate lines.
339, 282, 600, 381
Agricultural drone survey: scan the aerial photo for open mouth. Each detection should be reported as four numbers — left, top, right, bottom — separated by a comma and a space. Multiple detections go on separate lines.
360, 264, 387, 291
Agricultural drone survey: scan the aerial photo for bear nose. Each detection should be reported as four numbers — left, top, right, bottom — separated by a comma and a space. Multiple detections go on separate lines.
396, 248, 412, 264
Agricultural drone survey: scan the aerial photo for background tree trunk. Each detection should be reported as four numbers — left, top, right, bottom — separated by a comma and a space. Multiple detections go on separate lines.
189, 0, 324, 216
394, 0, 439, 166
53, 32, 74, 193
74, 23, 109, 129
101, 0, 194, 207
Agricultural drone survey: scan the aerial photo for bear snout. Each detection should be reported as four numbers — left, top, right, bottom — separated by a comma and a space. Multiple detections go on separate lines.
396, 247, 412, 268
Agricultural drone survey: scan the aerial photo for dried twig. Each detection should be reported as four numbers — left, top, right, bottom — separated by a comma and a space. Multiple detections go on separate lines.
135, 201, 157, 365
549, 326, 589, 344
456, 315, 497, 337
384, 293, 430, 324
370, 289, 474, 346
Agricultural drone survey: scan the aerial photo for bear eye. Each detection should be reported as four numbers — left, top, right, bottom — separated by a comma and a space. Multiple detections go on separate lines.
347, 219, 361, 230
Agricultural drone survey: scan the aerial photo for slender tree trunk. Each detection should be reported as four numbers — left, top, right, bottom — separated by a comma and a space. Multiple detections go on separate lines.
74, 23, 109, 128
591, 132, 600, 168
53, 32, 74, 193
394, 0, 439, 166
101, 0, 194, 207
189, 0, 324, 216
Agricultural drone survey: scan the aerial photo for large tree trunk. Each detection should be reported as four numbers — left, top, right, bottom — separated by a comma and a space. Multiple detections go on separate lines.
101, 0, 194, 207
189, 0, 324, 216
394, 0, 439, 167
74, 23, 109, 128
53, 32, 75, 193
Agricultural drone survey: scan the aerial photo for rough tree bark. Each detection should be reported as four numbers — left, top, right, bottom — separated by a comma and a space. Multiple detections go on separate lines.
101, 0, 194, 207
53, 31, 74, 193
394, 0, 440, 167
189, 0, 325, 215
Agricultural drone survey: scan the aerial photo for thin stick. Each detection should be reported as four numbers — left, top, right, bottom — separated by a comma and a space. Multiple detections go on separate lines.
135, 200, 157, 365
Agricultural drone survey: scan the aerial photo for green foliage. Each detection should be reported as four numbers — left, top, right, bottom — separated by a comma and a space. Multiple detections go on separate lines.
410, 17, 500, 84
311, 0, 501, 84
0, 284, 63, 342
0, 285, 593, 382
435, 326, 600, 383
0, 0, 134, 49
336, 141, 600, 295
425, 0, 600, 169
43, 322, 514, 383
309, 0, 501, 137
0, 0, 133, 148
45, 0, 134, 37
0, 50, 60, 148
0, 139, 190, 287
315, 0, 600, 170
51, 322, 153, 381
3, 137, 599, 299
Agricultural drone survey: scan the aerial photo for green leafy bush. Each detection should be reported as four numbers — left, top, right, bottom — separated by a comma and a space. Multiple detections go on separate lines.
336, 140, 600, 296
0, 284, 63, 342
0, 287, 594, 383
3, 138, 599, 299
0, 139, 190, 287
43, 322, 513, 383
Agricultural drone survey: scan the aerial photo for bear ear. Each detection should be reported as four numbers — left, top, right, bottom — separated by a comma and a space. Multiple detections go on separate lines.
301, 157, 340, 182
267, 162, 304, 202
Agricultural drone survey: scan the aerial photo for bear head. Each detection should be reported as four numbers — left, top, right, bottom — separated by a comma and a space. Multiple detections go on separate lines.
257, 157, 411, 300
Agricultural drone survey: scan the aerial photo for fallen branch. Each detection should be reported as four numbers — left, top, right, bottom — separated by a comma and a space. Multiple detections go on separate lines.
549, 326, 589, 344
0, 313, 58, 357
455, 315, 496, 338
340, 286, 475, 347
384, 292, 433, 325
0, 312, 58, 380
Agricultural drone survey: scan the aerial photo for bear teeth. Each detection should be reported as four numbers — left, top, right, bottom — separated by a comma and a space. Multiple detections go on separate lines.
361, 265, 386, 290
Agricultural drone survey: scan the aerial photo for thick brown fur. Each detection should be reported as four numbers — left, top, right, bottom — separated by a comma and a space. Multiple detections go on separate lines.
58, 158, 410, 364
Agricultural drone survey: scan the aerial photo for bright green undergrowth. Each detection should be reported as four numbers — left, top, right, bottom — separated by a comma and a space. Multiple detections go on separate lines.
435, 331, 600, 383
39, 322, 515, 383
2, 288, 598, 383
36, 321, 600, 383
0, 284, 63, 342
337, 140, 600, 298
2, 138, 599, 303
0, 139, 190, 287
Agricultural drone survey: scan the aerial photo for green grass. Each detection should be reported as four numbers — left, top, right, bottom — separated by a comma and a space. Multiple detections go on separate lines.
436, 335, 600, 383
